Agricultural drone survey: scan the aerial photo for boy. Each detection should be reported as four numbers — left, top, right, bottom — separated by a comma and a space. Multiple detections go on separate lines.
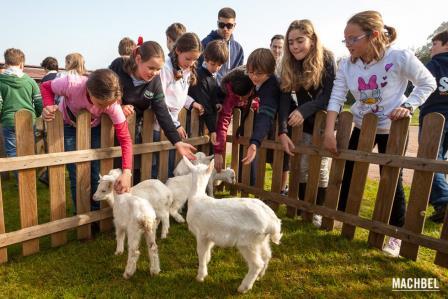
200, 7, 244, 84
118, 37, 136, 57
165, 23, 186, 52
0, 48, 43, 157
40, 56, 59, 82
188, 40, 229, 146
419, 30, 448, 223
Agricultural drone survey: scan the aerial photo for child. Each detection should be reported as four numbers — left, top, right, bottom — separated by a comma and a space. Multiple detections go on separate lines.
55, 53, 87, 105
240, 49, 281, 172
118, 37, 136, 57
213, 67, 256, 174
270, 34, 285, 65
156, 32, 203, 177
323, 10, 436, 257
166, 23, 187, 52
109, 39, 197, 179
0, 48, 43, 158
40, 56, 59, 82
188, 39, 229, 147
277, 19, 336, 227
200, 7, 244, 83
41, 69, 133, 214
419, 30, 448, 223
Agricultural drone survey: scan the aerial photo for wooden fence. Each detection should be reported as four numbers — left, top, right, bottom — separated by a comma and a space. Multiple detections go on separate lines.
0, 108, 208, 263
0, 108, 447, 270
228, 109, 448, 269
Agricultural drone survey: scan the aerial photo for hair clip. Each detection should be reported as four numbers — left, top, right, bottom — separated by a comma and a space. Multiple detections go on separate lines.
137, 36, 143, 46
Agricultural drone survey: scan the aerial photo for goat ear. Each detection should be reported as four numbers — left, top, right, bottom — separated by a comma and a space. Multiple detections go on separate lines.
108, 181, 114, 191
207, 159, 215, 175
183, 155, 195, 171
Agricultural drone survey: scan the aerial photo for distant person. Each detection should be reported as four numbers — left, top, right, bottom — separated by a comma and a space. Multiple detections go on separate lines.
188, 40, 229, 148
200, 7, 244, 83
0, 48, 43, 159
40, 56, 59, 82
118, 37, 136, 57
419, 30, 448, 223
54, 53, 87, 104
323, 10, 436, 257
165, 23, 187, 52
270, 34, 284, 64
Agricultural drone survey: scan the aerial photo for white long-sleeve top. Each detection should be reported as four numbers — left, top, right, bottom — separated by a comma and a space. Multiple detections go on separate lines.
155, 57, 195, 131
327, 47, 436, 133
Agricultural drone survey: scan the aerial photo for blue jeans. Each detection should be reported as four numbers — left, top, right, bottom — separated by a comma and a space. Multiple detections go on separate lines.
151, 130, 175, 179
64, 125, 101, 214
429, 130, 448, 208
2, 126, 17, 158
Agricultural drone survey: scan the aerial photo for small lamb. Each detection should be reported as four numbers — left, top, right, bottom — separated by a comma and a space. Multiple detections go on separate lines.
183, 156, 282, 293
166, 167, 236, 223
173, 152, 213, 176
93, 170, 160, 279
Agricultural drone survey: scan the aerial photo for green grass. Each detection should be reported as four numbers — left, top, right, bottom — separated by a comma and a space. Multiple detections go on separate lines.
0, 170, 446, 298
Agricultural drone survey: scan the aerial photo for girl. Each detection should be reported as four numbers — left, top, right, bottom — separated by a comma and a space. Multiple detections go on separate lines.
323, 11, 436, 257
213, 67, 257, 175
54, 53, 87, 104
109, 39, 197, 180
277, 19, 336, 227
41, 69, 133, 214
156, 32, 204, 177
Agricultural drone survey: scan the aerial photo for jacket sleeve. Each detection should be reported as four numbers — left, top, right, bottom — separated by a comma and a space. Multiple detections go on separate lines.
188, 78, 217, 132
151, 93, 182, 145
114, 121, 133, 170
298, 55, 336, 119
250, 80, 279, 147
278, 92, 293, 135
31, 79, 43, 117
327, 58, 349, 113
40, 81, 56, 107
214, 94, 235, 154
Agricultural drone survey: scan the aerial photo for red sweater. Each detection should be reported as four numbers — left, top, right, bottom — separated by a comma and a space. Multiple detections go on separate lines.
214, 83, 259, 154
41, 81, 133, 170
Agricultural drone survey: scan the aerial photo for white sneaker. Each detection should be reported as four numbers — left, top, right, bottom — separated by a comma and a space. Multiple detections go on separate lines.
383, 237, 401, 257
312, 215, 322, 228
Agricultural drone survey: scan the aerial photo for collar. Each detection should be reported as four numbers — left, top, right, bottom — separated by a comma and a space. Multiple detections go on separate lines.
4, 66, 24, 78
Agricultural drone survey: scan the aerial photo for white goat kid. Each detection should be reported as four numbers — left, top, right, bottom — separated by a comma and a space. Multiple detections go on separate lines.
93, 171, 160, 279
173, 152, 213, 176
183, 157, 282, 293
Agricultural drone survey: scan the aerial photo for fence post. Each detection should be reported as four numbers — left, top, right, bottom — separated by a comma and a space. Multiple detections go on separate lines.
141, 110, 155, 180
46, 111, 67, 246
159, 131, 169, 183
341, 113, 377, 239
241, 110, 254, 197
127, 113, 136, 180
303, 111, 326, 222
435, 213, 448, 267
230, 109, 241, 196
76, 110, 92, 240
368, 117, 410, 249
400, 113, 444, 260
175, 109, 187, 165
321, 111, 353, 230
269, 121, 285, 211
286, 125, 303, 217
0, 178, 7, 263
100, 115, 114, 232
15, 110, 39, 255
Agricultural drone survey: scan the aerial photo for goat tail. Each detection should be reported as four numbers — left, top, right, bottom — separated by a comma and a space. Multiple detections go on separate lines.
268, 220, 282, 245
139, 216, 155, 233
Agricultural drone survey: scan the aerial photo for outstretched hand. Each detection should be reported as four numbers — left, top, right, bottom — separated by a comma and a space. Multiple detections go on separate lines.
279, 133, 295, 156
241, 144, 257, 165
175, 141, 197, 160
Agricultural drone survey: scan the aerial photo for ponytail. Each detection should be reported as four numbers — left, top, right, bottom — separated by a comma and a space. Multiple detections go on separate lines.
384, 25, 397, 44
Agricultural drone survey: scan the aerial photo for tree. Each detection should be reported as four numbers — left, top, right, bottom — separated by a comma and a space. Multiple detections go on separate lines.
415, 22, 448, 64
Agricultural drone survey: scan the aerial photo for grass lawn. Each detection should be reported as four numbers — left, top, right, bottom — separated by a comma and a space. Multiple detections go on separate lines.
0, 166, 446, 298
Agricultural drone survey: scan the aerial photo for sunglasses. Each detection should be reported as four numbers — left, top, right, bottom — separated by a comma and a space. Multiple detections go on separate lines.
217, 21, 235, 30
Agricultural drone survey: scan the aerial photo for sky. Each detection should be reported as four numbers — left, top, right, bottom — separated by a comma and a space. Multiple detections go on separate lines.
0, 0, 446, 69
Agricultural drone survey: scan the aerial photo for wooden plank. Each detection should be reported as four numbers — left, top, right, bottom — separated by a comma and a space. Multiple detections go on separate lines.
0, 177, 7, 263
255, 147, 267, 194
15, 110, 39, 256
230, 109, 241, 196
368, 118, 410, 249
0, 136, 209, 172
341, 113, 377, 240
286, 125, 303, 218
99, 115, 114, 232
303, 111, 326, 222
175, 109, 187, 165
159, 131, 169, 183
76, 110, 92, 240
241, 110, 254, 197
127, 113, 136, 179
46, 111, 67, 246
141, 110, 154, 180
0, 124, 9, 180
270, 121, 284, 211
400, 113, 445, 260
435, 211, 448, 267
321, 112, 353, 230
230, 182, 448, 258
0, 208, 113, 247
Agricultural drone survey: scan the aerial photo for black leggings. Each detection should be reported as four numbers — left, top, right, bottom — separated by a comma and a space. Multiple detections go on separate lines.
338, 127, 406, 227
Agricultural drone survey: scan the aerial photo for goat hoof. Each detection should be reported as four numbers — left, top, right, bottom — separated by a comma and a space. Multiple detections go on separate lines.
161, 234, 167, 239
196, 275, 205, 282
123, 272, 132, 279
237, 284, 251, 294
115, 250, 123, 255
150, 268, 161, 276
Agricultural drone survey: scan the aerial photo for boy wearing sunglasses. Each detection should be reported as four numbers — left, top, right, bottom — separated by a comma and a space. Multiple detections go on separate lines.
200, 7, 244, 84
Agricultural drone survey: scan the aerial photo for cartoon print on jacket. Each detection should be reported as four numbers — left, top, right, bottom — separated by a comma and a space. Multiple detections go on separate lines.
357, 74, 384, 116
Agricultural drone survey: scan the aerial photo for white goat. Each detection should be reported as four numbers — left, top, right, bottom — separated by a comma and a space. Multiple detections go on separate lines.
93, 171, 160, 279
183, 156, 282, 293
166, 167, 236, 223
173, 152, 213, 176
